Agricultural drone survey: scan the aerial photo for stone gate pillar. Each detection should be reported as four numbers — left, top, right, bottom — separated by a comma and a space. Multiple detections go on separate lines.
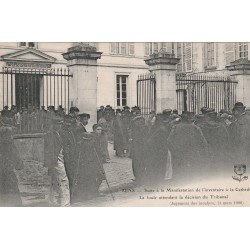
145, 52, 180, 112
62, 43, 102, 127
227, 58, 250, 107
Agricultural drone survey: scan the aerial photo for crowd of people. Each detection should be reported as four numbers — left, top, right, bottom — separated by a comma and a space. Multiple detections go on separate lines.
1, 101, 250, 206
0, 104, 66, 134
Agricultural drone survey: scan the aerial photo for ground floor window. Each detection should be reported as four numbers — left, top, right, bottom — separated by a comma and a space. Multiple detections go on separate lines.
116, 75, 128, 107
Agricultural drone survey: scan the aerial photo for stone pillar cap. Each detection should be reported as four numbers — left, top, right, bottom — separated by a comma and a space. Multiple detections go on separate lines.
226, 58, 250, 71
62, 43, 102, 61
145, 51, 180, 66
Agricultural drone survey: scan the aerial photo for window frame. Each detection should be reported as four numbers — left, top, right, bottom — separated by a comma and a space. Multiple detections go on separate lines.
116, 75, 128, 108
238, 42, 248, 59
19, 42, 37, 48
110, 42, 135, 56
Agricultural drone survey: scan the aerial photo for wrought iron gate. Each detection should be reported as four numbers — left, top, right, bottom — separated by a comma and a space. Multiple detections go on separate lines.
137, 73, 156, 115
0, 66, 73, 134
0, 66, 72, 112
176, 74, 237, 114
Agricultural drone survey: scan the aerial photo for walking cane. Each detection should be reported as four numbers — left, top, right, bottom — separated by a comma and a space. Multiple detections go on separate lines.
92, 144, 115, 201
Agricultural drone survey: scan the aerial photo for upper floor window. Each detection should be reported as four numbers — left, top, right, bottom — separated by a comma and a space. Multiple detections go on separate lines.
207, 42, 215, 67
19, 42, 36, 48
239, 42, 248, 59
110, 43, 134, 55
144, 42, 175, 56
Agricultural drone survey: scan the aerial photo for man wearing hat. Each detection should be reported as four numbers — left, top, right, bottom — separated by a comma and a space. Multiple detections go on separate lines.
129, 115, 148, 183
167, 111, 208, 183
45, 116, 70, 206
198, 110, 230, 174
231, 102, 250, 166
113, 109, 128, 157
77, 113, 90, 134
57, 115, 77, 203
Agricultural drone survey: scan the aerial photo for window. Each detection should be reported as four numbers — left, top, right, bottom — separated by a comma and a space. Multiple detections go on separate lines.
153, 43, 158, 53
239, 42, 248, 59
129, 43, 134, 55
116, 75, 128, 107
121, 43, 127, 55
207, 42, 215, 67
19, 42, 36, 48
145, 43, 150, 56
161, 42, 167, 52
110, 43, 134, 56
111, 43, 119, 54
144, 42, 175, 56
185, 42, 192, 72
177, 43, 183, 72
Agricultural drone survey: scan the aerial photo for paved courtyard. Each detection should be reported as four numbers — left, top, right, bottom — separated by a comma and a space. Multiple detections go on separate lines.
16, 143, 139, 207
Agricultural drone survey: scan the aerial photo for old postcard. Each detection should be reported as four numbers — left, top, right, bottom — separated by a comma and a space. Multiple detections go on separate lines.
0, 42, 249, 207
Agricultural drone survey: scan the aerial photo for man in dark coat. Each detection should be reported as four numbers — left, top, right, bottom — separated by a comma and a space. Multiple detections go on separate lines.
129, 116, 148, 184
198, 110, 230, 176
230, 102, 250, 166
167, 111, 208, 183
72, 131, 105, 202
113, 110, 128, 157
44, 116, 70, 207
145, 109, 173, 184
0, 114, 23, 206
58, 115, 77, 202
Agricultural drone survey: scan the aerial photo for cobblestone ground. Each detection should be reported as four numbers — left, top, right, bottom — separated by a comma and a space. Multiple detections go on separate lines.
74, 143, 139, 207
17, 143, 139, 207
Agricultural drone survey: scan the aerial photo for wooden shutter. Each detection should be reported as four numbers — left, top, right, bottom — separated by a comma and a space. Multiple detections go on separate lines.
177, 43, 183, 72
129, 43, 134, 55
225, 43, 235, 65
185, 42, 192, 72
145, 43, 150, 56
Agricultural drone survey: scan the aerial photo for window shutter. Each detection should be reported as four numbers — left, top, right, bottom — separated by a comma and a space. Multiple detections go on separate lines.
185, 42, 192, 72
129, 43, 134, 55
177, 43, 183, 72
203, 43, 208, 68
225, 43, 235, 65
145, 43, 150, 56
166, 43, 173, 54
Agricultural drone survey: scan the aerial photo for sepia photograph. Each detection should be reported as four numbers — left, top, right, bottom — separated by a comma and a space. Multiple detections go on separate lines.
0, 41, 250, 207
2, 1, 250, 250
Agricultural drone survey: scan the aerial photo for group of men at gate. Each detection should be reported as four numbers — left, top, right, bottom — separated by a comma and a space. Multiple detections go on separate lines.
112, 102, 250, 185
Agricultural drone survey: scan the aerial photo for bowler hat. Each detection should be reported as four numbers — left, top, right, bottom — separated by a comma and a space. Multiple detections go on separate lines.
79, 113, 90, 119
233, 102, 245, 109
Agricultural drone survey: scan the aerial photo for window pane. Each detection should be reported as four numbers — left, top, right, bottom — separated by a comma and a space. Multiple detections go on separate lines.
154, 43, 158, 53
117, 84, 120, 90
20, 42, 26, 46
122, 76, 126, 83
145, 43, 150, 56
122, 99, 126, 106
117, 92, 120, 98
129, 43, 134, 55
121, 43, 126, 55
116, 75, 120, 83
122, 92, 126, 98
117, 99, 120, 106
161, 42, 166, 51
122, 84, 126, 91
28, 42, 35, 47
